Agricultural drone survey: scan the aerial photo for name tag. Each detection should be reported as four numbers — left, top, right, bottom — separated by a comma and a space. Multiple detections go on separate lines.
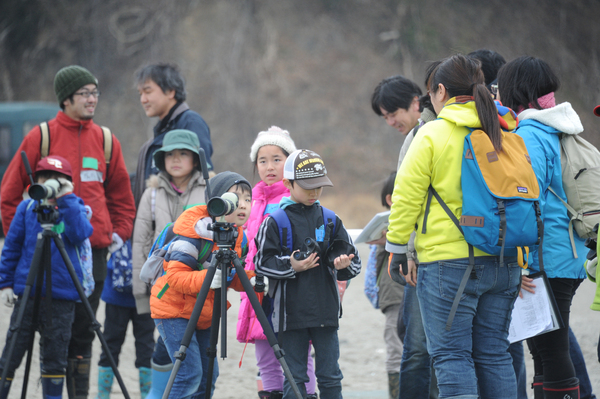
80, 170, 104, 183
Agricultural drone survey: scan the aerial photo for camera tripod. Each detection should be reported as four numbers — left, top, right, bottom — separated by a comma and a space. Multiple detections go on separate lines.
162, 221, 303, 399
0, 205, 131, 399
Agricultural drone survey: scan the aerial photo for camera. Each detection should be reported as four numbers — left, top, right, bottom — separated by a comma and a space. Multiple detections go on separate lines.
293, 237, 319, 260
207, 192, 239, 218
28, 179, 61, 201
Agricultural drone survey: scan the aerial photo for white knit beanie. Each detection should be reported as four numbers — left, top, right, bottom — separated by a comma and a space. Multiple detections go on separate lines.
249, 126, 297, 163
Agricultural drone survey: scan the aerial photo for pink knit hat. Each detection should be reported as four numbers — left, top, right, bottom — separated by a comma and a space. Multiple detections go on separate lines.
249, 126, 297, 163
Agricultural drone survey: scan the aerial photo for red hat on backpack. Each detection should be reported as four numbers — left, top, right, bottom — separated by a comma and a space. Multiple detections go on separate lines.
35, 156, 73, 179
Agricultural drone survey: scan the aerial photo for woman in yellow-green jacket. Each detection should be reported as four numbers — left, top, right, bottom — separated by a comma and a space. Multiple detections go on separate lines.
386, 54, 521, 399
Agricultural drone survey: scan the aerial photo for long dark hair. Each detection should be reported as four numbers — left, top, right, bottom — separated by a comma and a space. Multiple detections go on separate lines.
429, 54, 502, 151
496, 56, 560, 112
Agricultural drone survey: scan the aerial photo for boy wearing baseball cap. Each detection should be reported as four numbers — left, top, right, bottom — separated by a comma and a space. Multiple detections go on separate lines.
0, 156, 93, 399
255, 149, 361, 399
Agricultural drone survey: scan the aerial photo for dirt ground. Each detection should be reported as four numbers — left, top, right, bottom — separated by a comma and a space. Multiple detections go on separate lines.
0, 241, 599, 398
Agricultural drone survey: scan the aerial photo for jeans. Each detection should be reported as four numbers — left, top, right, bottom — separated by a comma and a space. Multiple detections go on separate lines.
98, 303, 155, 368
569, 327, 596, 399
155, 318, 218, 399
279, 326, 343, 399
0, 298, 75, 376
508, 342, 528, 399
398, 284, 438, 398
417, 257, 521, 399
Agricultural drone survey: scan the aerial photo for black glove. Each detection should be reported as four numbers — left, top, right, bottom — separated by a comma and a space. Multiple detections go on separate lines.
388, 253, 408, 285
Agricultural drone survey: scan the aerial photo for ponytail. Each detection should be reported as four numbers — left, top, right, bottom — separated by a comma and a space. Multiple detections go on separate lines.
473, 83, 502, 152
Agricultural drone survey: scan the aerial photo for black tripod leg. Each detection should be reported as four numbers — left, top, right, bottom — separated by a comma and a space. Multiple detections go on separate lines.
20, 233, 51, 399
162, 259, 218, 399
232, 257, 303, 399
0, 233, 46, 393
51, 234, 131, 399
203, 286, 221, 399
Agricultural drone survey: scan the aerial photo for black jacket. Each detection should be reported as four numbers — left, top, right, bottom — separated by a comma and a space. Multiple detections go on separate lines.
255, 202, 361, 332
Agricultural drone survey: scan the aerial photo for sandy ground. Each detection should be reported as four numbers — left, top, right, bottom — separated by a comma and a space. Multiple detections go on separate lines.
0, 240, 599, 398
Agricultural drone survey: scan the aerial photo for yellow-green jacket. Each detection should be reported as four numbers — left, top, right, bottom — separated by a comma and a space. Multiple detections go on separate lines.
385, 97, 518, 263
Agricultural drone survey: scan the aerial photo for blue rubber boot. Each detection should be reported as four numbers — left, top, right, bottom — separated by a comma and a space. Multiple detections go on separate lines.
96, 367, 114, 399
145, 361, 173, 399
139, 367, 151, 399
41, 375, 64, 399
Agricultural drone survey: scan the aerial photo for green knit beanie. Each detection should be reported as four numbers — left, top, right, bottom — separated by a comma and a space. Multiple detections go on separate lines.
54, 65, 98, 104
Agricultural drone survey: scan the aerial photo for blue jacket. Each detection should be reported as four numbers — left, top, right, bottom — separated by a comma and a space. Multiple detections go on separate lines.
0, 195, 94, 300
516, 103, 587, 279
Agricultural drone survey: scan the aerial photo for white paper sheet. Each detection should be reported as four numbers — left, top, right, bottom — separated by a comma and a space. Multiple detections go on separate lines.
508, 274, 560, 343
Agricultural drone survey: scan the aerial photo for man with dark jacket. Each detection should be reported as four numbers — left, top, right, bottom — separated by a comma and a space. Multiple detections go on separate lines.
133, 63, 214, 207
0, 65, 136, 399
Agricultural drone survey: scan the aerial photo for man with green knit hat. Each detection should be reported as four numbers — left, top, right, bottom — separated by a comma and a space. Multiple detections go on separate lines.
0, 65, 136, 399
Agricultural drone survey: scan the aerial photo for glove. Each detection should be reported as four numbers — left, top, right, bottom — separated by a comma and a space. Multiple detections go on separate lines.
56, 177, 74, 198
388, 253, 408, 285
251, 275, 269, 293
1, 288, 16, 307
107, 232, 124, 254
210, 268, 222, 290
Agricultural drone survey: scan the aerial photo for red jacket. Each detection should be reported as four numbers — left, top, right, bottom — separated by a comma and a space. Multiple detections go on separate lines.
150, 205, 255, 330
0, 111, 135, 248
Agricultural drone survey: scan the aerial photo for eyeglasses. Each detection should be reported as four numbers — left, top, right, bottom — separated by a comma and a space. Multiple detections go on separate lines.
74, 90, 101, 98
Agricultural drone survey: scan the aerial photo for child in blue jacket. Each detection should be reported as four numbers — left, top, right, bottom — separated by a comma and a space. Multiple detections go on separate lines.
0, 156, 93, 399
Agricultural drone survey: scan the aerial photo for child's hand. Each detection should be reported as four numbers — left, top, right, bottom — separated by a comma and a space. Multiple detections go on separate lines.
290, 251, 319, 272
333, 254, 355, 270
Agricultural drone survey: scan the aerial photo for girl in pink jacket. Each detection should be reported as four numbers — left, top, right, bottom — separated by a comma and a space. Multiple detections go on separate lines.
237, 126, 317, 399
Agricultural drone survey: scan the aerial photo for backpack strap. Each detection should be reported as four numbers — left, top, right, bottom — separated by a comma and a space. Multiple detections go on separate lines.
321, 206, 337, 248
101, 127, 113, 165
39, 122, 50, 158
270, 209, 293, 255
423, 186, 474, 331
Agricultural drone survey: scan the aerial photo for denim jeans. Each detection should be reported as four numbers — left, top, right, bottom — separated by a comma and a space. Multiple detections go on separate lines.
398, 284, 438, 398
279, 326, 343, 399
508, 341, 528, 399
570, 327, 597, 399
417, 257, 521, 399
155, 318, 218, 399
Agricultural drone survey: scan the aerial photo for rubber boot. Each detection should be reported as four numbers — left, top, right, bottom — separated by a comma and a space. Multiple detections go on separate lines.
96, 367, 114, 399
145, 360, 172, 399
139, 367, 151, 399
388, 372, 399, 399
0, 377, 12, 399
543, 377, 580, 399
66, 357, 91, 399
42, 375, 65, 399
532, 375, 544, 399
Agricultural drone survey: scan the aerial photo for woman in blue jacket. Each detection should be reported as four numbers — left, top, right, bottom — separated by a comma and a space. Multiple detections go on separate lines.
498, 56, 587, 399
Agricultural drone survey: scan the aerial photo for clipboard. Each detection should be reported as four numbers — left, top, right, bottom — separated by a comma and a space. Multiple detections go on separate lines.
508, 271, 564, 343
354, 211, 390, 244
